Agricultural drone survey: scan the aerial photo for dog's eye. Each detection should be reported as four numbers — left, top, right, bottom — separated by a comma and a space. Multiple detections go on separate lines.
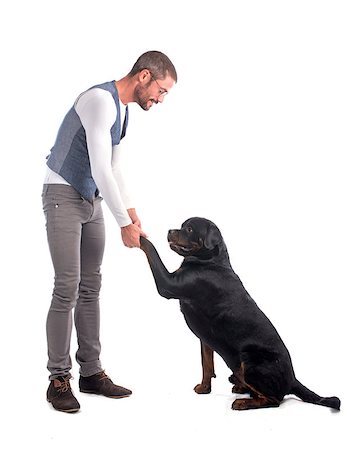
186, 227, 193, 233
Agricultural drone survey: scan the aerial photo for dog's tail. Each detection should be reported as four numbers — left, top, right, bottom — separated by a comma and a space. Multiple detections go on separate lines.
290, 380, 340, 410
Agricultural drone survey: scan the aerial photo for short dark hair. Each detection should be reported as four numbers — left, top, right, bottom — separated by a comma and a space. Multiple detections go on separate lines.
128, 50, 177, 82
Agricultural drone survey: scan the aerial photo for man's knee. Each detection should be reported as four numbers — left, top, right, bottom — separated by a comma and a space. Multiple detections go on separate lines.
51, 278, 80, 311
79, 271, 102, 301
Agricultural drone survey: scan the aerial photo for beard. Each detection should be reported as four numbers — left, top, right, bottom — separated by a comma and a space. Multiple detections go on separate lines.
134, 83, 158, 111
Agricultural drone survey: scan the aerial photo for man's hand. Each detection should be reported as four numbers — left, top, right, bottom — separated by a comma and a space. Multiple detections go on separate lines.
122, 208, 146, 248
121, 223, 147, 248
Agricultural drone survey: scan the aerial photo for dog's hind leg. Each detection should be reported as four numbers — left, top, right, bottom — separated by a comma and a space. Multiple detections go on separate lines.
194, 340, 216, 394
232, 396, 280, 410
229, 373, 252, 395
231, 362, 281, 410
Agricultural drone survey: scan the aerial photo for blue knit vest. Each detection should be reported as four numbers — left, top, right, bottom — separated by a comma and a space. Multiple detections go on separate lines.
46, 81, 129, 200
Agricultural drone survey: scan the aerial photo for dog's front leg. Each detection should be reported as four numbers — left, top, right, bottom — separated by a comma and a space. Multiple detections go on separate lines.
194, 340, 216, 394
140, 237, 183, 299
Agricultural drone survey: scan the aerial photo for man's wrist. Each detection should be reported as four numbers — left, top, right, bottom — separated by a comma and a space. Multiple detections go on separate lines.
121, 222, 133, 230
127, 208, 137, 222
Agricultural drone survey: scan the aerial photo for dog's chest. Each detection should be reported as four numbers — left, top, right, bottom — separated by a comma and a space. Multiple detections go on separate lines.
179, 298, 221, 340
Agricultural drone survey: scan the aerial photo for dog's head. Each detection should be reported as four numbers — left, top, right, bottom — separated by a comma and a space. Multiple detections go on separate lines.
167, 217, 225, 259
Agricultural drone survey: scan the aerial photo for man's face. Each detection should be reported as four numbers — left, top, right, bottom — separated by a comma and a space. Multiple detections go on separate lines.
134, 71, 175, 111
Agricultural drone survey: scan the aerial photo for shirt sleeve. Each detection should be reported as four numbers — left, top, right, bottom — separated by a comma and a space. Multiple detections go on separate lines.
75, 88, 132, 227
111, 141, 134, 210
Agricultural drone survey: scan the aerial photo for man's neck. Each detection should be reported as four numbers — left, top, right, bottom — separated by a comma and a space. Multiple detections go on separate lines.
115, 77, 136, 105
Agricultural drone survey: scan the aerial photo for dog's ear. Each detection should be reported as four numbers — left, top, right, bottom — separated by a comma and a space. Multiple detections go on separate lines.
204, 224, 222, 250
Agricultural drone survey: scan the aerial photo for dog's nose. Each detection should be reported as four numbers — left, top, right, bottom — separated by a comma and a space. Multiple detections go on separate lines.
168, 229, 178, 241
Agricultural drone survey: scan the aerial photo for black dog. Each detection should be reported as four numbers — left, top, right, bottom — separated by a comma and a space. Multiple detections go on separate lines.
140, 217, 340, 411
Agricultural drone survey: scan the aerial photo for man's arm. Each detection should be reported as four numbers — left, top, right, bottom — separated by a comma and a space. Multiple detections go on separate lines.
112, 143, 146, 246
76, 88, 145, 247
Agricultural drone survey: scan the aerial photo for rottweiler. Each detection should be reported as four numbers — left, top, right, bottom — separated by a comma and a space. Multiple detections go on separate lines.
140, 217, 340, 411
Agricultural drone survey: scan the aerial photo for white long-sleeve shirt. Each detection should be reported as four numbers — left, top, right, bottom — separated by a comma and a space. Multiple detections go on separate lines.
44, 88, 133, 227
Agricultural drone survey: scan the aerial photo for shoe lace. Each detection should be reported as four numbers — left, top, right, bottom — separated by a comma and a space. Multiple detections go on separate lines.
98, 371, 111, 381
57, 377, 71, 393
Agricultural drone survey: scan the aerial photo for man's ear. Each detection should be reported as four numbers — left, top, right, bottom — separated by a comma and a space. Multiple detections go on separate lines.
204, 225, 221, 250
139, 69, 151, 83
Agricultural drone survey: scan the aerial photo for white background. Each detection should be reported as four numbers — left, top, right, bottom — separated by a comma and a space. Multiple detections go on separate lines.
1, 1, 350, 448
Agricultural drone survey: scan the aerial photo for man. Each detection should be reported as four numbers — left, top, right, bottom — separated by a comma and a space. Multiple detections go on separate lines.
42, 51, 177, 413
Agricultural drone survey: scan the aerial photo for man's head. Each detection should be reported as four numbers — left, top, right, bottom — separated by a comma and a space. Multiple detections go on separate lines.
129, 50, 177, 111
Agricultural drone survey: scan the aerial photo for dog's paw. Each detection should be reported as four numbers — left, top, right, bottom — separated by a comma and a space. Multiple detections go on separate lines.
232, 398, 248, 410
232, 397, 280, 410
194, 383, 211, 394
232, 384, 250, 394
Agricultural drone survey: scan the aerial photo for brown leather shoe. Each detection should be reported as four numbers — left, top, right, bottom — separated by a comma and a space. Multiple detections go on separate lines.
47, 376, 80, 413
79, 371, 132, 398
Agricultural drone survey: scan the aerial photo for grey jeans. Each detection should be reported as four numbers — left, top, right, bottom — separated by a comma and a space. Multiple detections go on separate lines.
42, 184, 105, 380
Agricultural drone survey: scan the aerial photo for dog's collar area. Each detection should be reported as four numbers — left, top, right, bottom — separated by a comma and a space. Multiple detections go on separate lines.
192, 244, 220, 259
